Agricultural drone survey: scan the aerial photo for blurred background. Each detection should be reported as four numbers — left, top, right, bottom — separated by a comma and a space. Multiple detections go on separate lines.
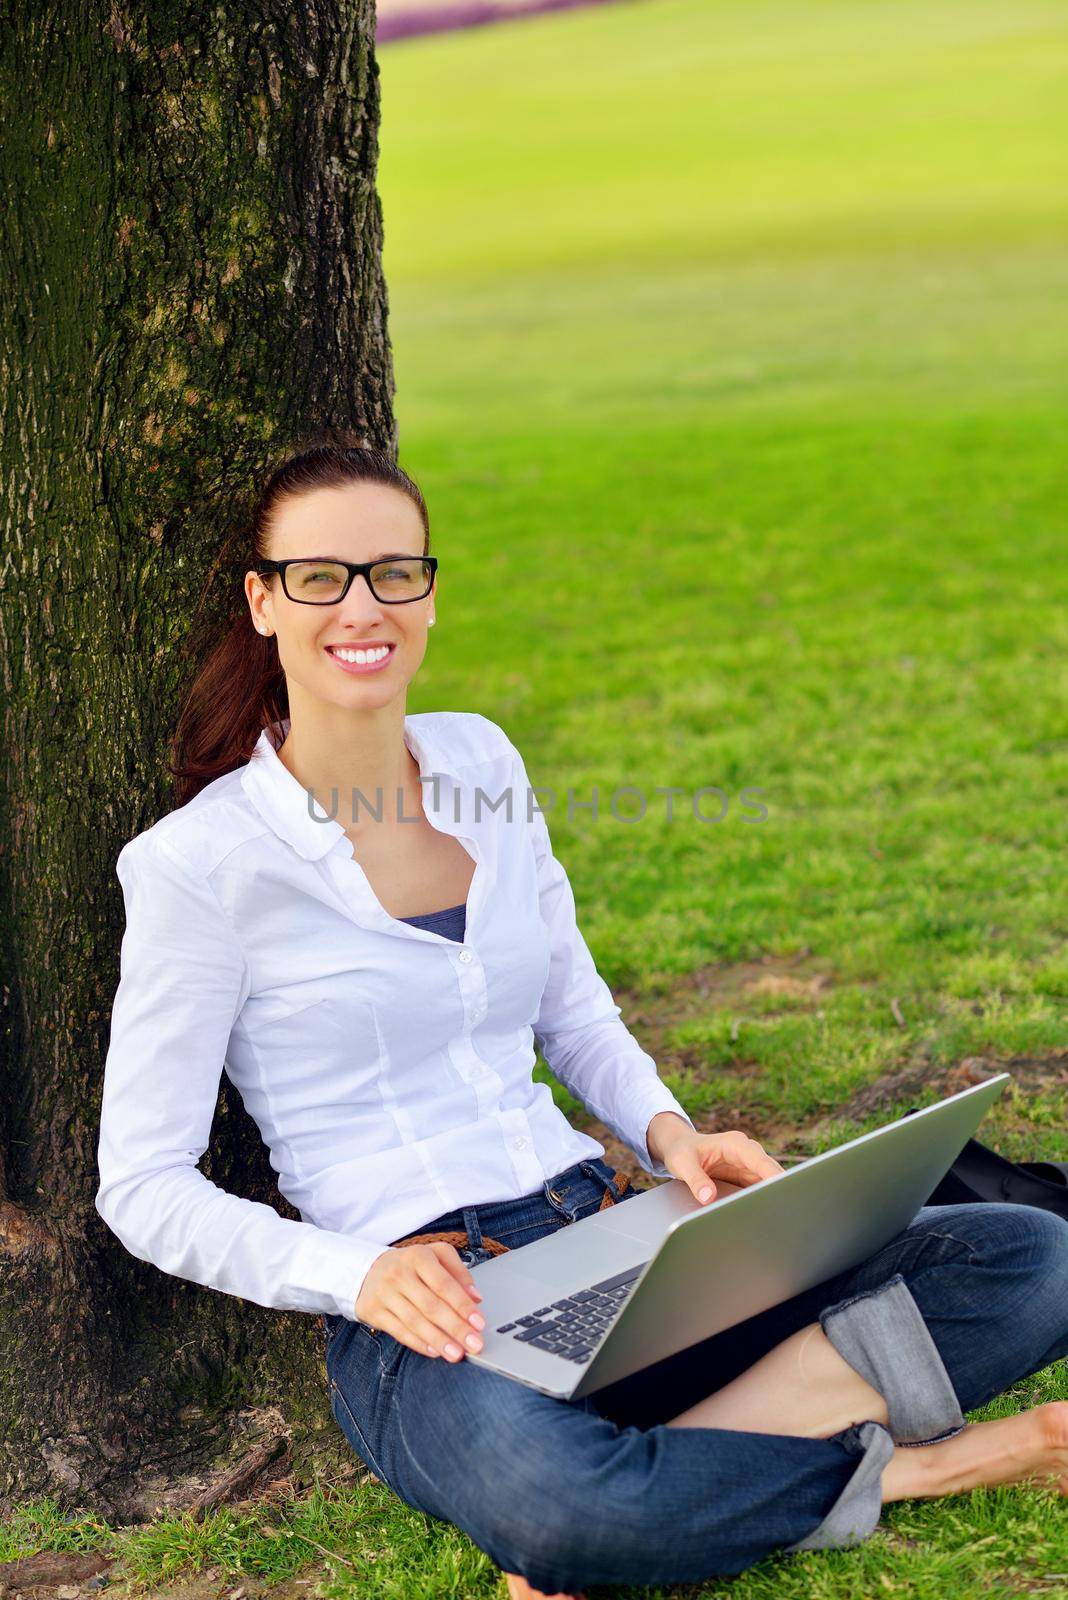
370, 0, 1066, 1179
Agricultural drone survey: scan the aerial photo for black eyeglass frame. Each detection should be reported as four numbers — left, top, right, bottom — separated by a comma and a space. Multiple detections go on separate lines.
255, 555, 438, 605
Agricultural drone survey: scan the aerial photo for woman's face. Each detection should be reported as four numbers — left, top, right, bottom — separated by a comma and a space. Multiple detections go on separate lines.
244, 480, 435, 713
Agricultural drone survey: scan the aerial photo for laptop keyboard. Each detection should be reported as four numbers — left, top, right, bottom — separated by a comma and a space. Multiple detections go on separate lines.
493, 1262, 647, 1363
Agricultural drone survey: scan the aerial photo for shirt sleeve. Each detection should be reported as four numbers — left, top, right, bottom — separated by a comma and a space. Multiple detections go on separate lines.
506, 740, 697, 1178
95, 832, 391, 1321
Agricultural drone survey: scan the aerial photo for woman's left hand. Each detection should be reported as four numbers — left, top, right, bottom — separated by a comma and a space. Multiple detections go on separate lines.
660, 1128, 786, 1204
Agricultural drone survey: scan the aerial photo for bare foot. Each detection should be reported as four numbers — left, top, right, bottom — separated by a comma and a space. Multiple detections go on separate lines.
883, 1401, 1068, 1502
503, 1569, 588, 1600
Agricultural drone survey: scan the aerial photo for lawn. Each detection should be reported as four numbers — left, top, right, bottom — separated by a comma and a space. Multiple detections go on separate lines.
378, 0, 1068, 1165
11, 0, 1067, 1595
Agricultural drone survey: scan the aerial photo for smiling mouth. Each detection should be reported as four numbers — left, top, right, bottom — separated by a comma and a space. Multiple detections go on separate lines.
325, 642, 396, 665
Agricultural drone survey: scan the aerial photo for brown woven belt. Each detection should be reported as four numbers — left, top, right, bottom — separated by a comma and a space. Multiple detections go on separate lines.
391, 1169, 632, 1257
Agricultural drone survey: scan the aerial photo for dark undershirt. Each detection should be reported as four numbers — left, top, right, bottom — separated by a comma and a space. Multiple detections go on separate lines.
396, 901, 468, 942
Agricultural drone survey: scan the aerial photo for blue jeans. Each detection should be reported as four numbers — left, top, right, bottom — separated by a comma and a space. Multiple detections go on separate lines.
323, 1156, 1068, 1594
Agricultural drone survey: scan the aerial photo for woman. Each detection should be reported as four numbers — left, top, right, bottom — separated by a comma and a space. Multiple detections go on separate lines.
96, 435, 1068, 1600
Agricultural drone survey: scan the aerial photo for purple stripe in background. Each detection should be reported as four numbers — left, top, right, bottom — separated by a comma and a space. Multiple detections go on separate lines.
377, 0, 636, 44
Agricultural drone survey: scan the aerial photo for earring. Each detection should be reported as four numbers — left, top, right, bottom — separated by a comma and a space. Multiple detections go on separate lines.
428, 617, 436, 627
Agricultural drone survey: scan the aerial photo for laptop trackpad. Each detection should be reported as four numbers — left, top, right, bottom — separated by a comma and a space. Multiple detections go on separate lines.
495, 1217, 650, 1290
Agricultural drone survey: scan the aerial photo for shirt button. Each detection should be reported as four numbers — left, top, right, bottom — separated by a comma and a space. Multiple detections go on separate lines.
458, 950, 473, 964
512, 1136, 529, 1151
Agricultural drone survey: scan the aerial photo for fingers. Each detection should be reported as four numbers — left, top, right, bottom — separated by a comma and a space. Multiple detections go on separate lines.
434, 1238, 484, 1302
369, 1243, 487, 1363
407, 1245, 488, 1360
716, 1130, 786, 1184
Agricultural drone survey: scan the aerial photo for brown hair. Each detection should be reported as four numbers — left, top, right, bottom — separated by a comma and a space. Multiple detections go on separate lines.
167, 430, 431, 808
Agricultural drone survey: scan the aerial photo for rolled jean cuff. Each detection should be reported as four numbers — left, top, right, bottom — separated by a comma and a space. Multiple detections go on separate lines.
785, 1420, 894, 1551
819, 1272, 966, 1446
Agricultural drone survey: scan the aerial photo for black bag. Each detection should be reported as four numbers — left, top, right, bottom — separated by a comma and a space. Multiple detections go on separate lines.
908, 1109, 1068, 1221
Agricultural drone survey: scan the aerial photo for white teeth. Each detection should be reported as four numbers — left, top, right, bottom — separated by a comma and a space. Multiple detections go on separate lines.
329, 645, 392, 665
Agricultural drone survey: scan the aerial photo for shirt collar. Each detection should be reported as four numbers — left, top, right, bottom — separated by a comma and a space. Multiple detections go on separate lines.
240, 714, 445, 862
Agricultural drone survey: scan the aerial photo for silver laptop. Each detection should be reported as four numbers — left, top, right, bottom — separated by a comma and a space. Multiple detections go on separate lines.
465, 1074, 1009, 1399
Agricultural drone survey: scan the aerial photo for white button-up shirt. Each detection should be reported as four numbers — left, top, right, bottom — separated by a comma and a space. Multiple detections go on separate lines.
95, 711, 695, 1322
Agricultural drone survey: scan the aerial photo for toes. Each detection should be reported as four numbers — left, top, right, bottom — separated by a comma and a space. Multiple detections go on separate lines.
502, 1574, 587, 1600
1037, 1399, 1068, 1452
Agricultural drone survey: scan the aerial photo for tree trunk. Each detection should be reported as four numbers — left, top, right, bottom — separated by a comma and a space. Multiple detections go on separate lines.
0, 0, 395, 1518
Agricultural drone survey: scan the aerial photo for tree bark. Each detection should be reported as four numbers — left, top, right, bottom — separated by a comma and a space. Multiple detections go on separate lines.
0, 0, 395, 1517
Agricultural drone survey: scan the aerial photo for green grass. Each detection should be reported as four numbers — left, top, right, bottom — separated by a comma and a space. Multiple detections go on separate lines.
6, 1373, 1068, 1599
11, 0, 1067, 1594
375, 0, 1068, 1149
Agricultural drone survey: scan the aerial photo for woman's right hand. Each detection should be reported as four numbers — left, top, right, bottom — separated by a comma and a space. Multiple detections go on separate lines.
354, 1242, 486, 1362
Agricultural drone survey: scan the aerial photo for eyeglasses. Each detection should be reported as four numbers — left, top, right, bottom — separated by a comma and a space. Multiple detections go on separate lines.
256, 556, 438, 605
